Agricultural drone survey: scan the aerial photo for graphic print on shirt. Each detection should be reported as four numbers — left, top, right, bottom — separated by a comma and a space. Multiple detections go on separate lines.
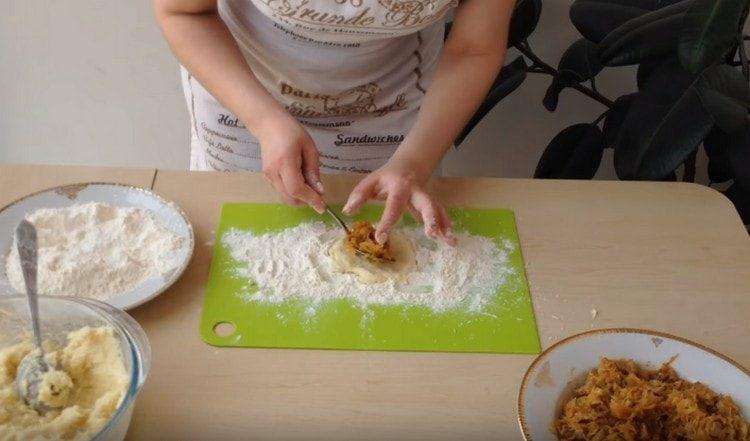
183, 1, 454, 173
257, 0, 457, 33
281, 82, 407, 119
378, 0, 455, 27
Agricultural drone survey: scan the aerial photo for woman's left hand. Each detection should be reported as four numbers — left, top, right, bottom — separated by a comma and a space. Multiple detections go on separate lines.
343, 158, 457, 246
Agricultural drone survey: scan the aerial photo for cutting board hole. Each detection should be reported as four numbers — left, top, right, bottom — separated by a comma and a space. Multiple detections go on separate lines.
213, 321, 236, 337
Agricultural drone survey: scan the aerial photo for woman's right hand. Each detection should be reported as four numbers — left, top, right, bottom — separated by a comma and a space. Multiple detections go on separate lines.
257, 116, 326, 213
154, 0, 325, 213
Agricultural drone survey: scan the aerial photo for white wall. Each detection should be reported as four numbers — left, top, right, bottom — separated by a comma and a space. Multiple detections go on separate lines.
0, 1, 187, 168
0, 1, 705, 182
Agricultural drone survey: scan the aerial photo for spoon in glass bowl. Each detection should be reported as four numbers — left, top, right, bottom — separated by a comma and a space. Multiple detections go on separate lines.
14, 220, 67, 414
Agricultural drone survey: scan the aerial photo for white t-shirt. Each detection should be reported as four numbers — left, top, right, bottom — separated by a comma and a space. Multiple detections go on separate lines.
183, 0, 457, 172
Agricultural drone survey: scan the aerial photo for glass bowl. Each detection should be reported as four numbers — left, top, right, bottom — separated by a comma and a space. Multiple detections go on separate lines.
0, 295, 151, 441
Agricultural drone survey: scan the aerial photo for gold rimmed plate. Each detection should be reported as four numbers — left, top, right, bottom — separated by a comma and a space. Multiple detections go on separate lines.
0, 183, 194, 310
518, 328, 750, 440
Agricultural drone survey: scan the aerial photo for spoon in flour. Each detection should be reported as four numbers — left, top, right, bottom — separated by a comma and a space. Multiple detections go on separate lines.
325, 206, 352, 235
15, 220, 66, 414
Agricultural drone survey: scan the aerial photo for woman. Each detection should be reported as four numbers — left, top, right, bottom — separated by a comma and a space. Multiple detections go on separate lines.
155, 0, 513, 245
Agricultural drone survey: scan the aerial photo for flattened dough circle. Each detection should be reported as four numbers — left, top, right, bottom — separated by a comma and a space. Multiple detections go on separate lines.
329, 232, 416, 284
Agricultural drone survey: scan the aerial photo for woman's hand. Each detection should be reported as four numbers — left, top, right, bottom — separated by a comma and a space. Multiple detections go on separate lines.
155, 0, 324, 213
337, 0, 510, 245
343, 157, 456, 246
257, 116, 326, 213
339, 0, 511, 248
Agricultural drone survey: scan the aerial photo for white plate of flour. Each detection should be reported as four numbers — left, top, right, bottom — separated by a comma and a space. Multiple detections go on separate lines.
0, 183, 194, 310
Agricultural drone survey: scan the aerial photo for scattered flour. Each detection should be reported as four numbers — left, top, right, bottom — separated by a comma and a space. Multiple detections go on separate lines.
5, 202, 184, 300
222, 222, 514, 312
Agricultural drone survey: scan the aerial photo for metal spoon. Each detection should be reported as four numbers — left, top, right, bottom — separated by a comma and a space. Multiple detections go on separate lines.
15, 220, 65, 414
325, 206, 351, 235
324, 207, 393, 263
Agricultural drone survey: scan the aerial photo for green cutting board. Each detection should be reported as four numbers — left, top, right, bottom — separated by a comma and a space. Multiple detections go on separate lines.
200, 203, 540, 354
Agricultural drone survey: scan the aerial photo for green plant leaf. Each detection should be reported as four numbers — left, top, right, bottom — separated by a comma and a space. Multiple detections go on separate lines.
726, 122, 750, 189
636, 59, 664, 89
614, 59, 715, 180
703, 127, 734, 183
724, 183, 750, 223
542, 71, 580, 112
542, 40, 604, 113
694, 64, 750, 134
599, 1, 692, 66
604, 93, 639, 147
599, 0, 687, 7
534, 124, 605, 179
679, 0, 749, 74
490, 56, 529, 96
509, 0, 542, 46
559, 39, 604, 81
570, 0, 685, 43
456, 56, 527, 145
542, 80, 564, 112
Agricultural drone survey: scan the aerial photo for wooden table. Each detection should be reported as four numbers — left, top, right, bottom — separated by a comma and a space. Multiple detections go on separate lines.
2, 164, 749, 440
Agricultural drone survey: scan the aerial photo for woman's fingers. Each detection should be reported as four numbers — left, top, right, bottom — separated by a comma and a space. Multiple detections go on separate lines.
343, 179, 375, 215
411, 190, 457, 246
279, 165, 326, 213
406, 204, 422, 224
375, 188, 409, 244
265, 172, 300, 206
301, 141, 324, 195
410, 189, 440, 240
438, 205, 458, 246
340, 169, 453, 246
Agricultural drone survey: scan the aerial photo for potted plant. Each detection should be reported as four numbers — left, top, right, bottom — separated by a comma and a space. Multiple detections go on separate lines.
459, 0, 750, 224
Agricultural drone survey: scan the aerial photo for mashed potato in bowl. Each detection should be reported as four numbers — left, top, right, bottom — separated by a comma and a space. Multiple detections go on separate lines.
0, 326, 129, 441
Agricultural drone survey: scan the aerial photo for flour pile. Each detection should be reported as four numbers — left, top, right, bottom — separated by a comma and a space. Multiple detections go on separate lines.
222, 222, 514, 312
5, 202, 184, 300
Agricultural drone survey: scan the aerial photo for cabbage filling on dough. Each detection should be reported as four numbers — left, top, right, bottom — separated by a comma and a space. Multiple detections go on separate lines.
345, 220, 395, 262
331, 228, 416, 284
